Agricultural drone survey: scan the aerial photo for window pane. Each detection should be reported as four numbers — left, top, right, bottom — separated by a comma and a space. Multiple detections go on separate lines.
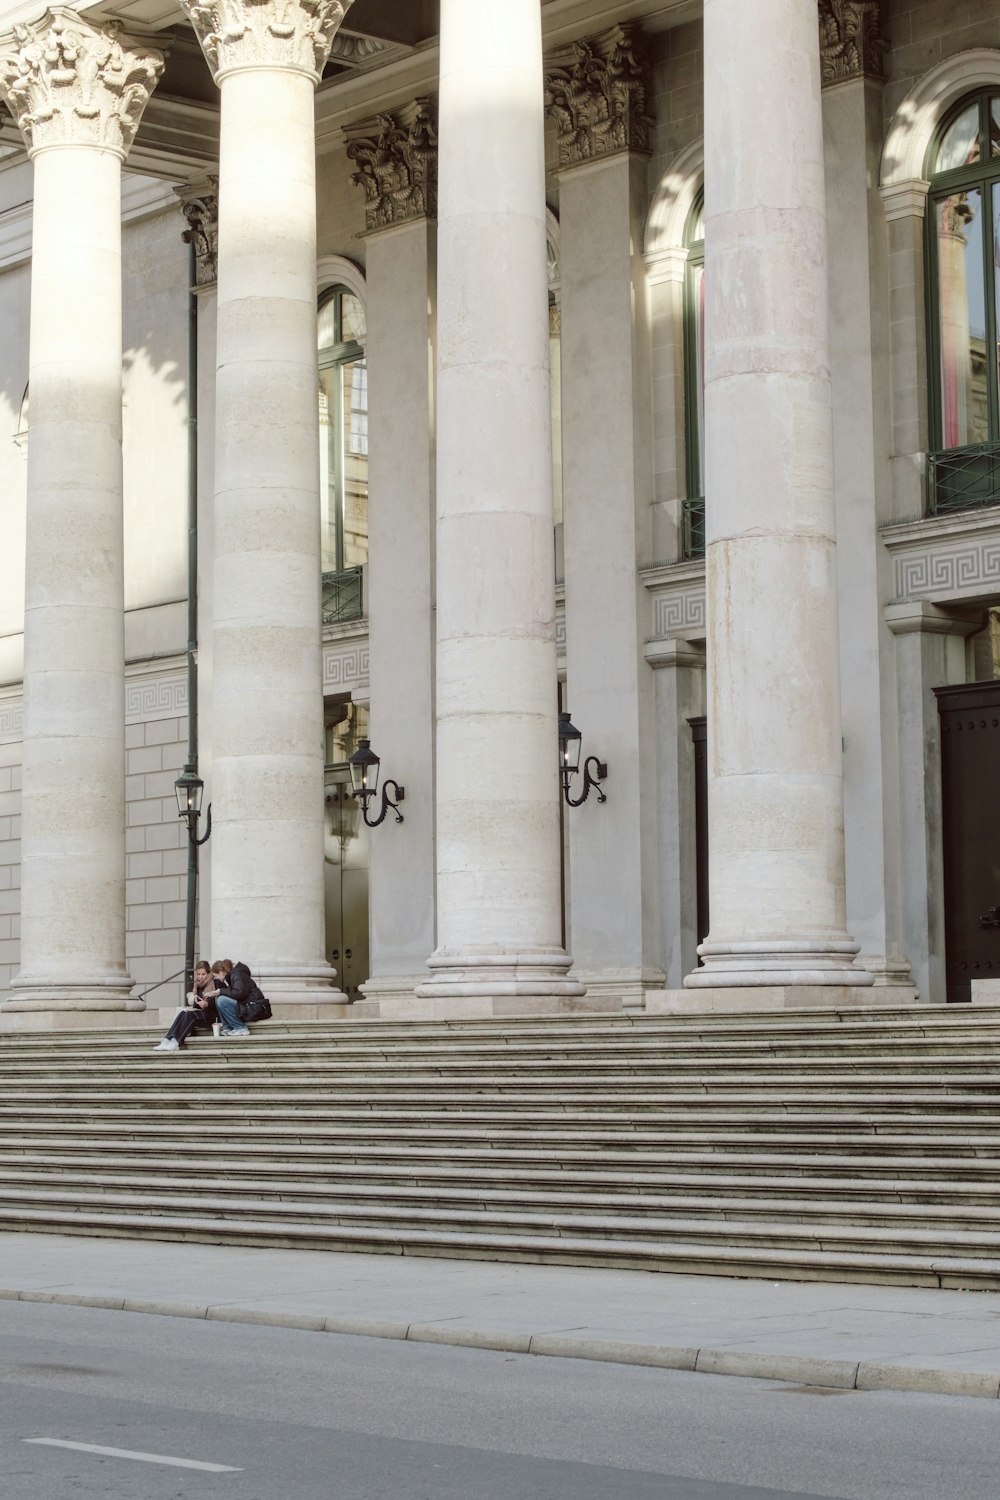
317, 299, 337, 351
341, 358, 369, 568
319, 366, 338, 570
936, 103, 981, 173
992, 98, 1000, 158
689, 199, 704, 244
937, 189, 989, 448
341, 294, 366, 344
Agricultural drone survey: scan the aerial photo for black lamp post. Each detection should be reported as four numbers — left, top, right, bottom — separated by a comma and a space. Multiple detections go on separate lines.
174, 767, 212, 1004
347, 739, 404, 827
558, 711, 608, 807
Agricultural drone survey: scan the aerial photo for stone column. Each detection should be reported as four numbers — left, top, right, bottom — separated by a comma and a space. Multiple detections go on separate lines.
0, 11, 162, 1017
345, 104, 437, 1013
179, 0, 354, 1007
819, 2, 915, 997
418, 0, 583, 1005
545, 24, 663, 1008
686, 0, 871, 992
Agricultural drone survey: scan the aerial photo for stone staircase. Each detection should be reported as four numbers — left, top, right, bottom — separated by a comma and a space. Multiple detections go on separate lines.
2, 1007, 1000, 1288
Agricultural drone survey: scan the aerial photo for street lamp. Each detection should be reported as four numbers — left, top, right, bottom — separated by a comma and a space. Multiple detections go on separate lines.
558, 711, 608, 807
347, 739, 404, 827
174, 766, 212, 1006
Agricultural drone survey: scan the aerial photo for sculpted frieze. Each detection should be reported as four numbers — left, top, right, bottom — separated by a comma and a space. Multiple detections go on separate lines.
0, 9, 162, 158
179, 0, 353, 82
544, 23, 654, 170
818, 0, 885, 85
345, 100, 437, 231
177, 174, 219, 285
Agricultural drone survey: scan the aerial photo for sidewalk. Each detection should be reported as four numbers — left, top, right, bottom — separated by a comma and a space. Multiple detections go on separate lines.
2, 1232, 999, 1400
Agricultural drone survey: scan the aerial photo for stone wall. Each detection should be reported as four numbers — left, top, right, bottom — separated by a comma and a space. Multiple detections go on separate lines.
883, 0, 1000, 126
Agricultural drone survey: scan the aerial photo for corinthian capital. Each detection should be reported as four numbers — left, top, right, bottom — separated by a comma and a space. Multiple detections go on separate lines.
345, 99, 437, 232
176, 174, 219, 285
818, 0, 885, 86
544, 23, 654, 171
0, 9, 163, 158
179, 0, 354, 83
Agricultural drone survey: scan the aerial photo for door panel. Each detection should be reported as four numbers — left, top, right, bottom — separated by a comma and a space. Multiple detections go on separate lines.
935, 681, 1000, 1002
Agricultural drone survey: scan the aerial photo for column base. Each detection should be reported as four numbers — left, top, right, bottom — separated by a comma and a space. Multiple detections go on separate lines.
416, 949, 586, 1001
254, 963, 349, 1008
684, 940, 873, 989
2, 981, 142, 1012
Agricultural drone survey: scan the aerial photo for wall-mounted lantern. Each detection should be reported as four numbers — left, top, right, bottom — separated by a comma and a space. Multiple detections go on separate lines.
558, 711, 607, 808
348, 739, 405, 827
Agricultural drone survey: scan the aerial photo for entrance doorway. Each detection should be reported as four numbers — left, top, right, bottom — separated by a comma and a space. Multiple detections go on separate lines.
935, 679, 1000, 1002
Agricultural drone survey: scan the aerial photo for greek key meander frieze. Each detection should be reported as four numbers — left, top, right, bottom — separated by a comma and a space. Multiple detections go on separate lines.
544, 22, 653, 169
818, 0, 885, 86
652, 586, 707, 638
893, 537, 1000, 603
125, 673, 188, 724
179, 0, 352, 82
345, 99, 437, 232
176, 175, 218, 286
323, 641, 368, 693
0, 9, 162, 158
0, 699, 22, 745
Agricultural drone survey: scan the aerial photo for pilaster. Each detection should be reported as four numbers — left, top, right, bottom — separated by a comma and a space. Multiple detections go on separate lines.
546, 21, 663, 1010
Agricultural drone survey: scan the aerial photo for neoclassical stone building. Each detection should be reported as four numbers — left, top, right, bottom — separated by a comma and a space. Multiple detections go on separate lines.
0, 0, 997, 1028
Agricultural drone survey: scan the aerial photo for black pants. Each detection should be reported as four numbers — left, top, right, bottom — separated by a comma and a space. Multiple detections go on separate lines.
165, 1008, 213, 1045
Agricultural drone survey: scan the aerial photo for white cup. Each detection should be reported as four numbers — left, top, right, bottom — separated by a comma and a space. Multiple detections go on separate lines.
212, 1022, 222, 1038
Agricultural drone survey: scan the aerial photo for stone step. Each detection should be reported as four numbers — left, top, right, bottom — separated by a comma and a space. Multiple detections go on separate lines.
0, 1166, 997, 1224
3, 1203, 999, 1289
4, 1145, 1000, 1187
0, 1187, 998, 1262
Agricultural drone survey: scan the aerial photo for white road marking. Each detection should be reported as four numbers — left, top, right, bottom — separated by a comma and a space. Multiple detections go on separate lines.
23, 1438, 242, 1473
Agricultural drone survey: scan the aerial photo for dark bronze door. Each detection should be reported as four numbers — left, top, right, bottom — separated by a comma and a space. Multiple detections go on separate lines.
935, 681, 1000, 1002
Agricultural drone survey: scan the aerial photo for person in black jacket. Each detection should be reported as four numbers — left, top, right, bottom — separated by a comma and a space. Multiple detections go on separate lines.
210, 958, 268, 1037
153, 961, 218, 1052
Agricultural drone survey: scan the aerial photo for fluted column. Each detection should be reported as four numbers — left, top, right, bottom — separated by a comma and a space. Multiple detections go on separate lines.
179, 0, 354, 1006
418, 0, 582, 1003
686, 0, 871, 991
0, 11, 162, 1015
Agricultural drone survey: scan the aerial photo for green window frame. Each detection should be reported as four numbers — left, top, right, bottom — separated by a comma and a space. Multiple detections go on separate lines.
682, 189, 705, 558
925, 90, 1000, 516
318, 286, 368, 621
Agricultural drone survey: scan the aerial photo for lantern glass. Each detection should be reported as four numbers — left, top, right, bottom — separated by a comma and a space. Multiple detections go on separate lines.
348, 738, 381, 796
558, 712, 582, 774
174, 771, 204, 819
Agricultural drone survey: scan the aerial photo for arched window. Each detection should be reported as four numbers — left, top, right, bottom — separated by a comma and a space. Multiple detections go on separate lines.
319, 286, 368, 618
683, 190, 705, 556
927, 90, 1000, 514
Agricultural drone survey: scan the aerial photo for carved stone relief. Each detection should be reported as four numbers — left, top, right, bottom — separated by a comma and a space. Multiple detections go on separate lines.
176, 175, 219, 286
818, 0, 885, 86
345, 99, 438, 231
544, 23, 654, 170
179, 0, 353, 82
0, 8, 162, 158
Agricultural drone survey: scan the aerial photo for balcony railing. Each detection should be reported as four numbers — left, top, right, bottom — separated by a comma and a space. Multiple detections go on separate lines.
322, 566, 364, 624
682, 496, 705, 560
927, 442, 1000, 517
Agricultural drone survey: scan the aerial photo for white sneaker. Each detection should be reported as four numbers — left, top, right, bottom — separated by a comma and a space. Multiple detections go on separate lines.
153, 1038, 180, 1052
226, 1028, 251, 1038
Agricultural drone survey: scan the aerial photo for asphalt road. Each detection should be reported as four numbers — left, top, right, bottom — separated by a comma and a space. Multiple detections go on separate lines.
0, 1300, 996, 1500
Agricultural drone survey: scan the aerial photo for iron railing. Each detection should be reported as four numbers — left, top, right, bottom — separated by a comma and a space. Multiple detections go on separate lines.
682, 496, 705, 559
322, 566, 364, 624
927, 442, 1000, 517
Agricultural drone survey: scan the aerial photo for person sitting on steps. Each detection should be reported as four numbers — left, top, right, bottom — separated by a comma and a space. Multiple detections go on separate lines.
153, 960, 218, 1053
210, 958, 271, 1037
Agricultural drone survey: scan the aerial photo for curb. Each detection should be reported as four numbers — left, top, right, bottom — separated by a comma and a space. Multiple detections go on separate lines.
4, 1285, 999, 1400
